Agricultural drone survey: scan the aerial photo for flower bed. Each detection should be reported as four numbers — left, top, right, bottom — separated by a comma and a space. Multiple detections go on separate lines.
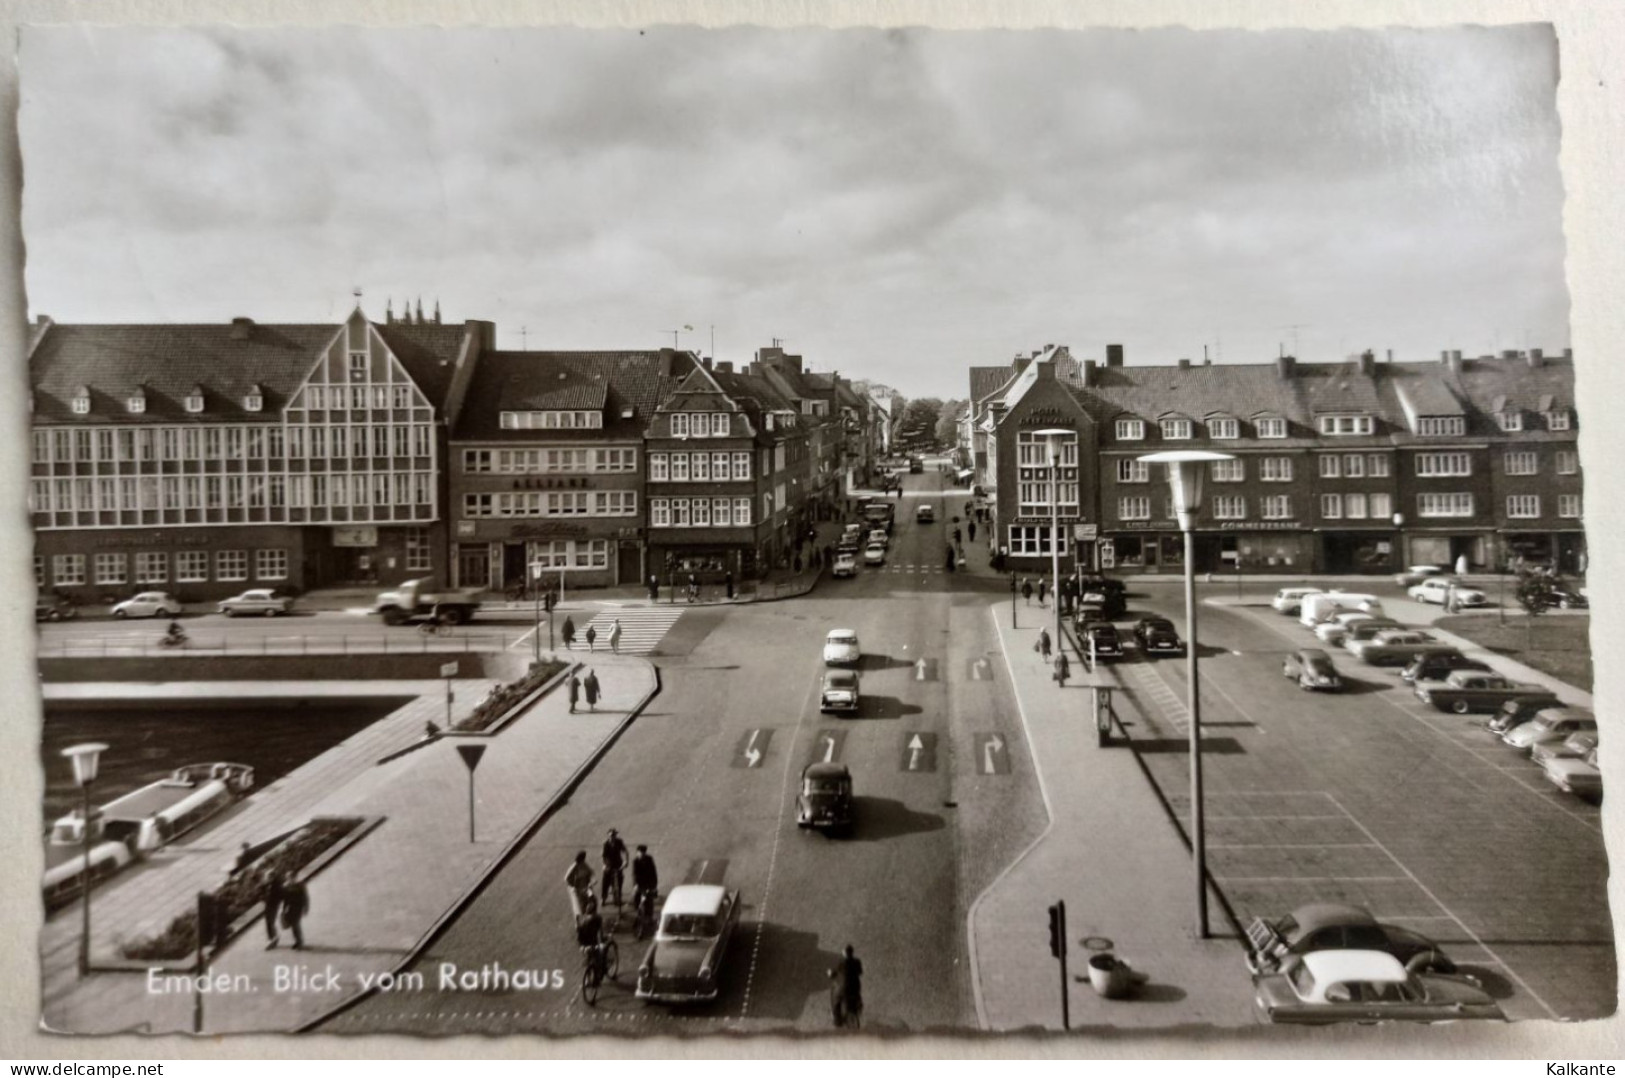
120, 817, 362, 961
454, 658, 568, 733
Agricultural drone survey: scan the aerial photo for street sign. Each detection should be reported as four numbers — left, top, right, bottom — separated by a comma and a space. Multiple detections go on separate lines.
733, 727, 774, 769
1075, 523, 1099, 541
455, 744, 486, 773
967, 657, 994, 681
811, 728, 847, 765
440, 661, 460, 678
900, 732, 938, 773
975, 733, 1011, 775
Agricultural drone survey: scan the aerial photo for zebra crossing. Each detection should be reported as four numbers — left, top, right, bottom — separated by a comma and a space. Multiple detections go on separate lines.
557, 605, 686, 655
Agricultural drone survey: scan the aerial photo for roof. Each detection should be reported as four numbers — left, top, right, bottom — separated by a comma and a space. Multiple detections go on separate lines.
801, 761, 851, 779
661, 884, 728, 916
1301, 950, 1408, 985
454, 350, 678, 440
969, 366, 1014, 404
711, 369, 796, 412
1285, 903, 1375, 931
374, 322, 469, 408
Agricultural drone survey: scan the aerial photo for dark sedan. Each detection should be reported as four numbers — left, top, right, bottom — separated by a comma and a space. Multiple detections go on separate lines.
1132, 616, 1185, 656
1282, 648, 1342, 692
1414, 671, 1545, 714
1400, 649, 1491, 684
1078, 621, 1123, 661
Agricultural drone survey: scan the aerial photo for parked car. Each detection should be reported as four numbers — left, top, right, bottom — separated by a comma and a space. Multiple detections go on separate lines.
1133, 616, 1185, 656
1486, 693, 1565, 735
1244, 903, 1456, 976
863, 543, 887, 566
1530, 730, 1598, 767
1543, 747, 1602, 799
795, 762, 854, 832
1077, 621, 1123, 661
837, 532, 863, 554
1400, 649, 1491, 684
1503, 707, 1597, 752
823, 629, 861, 666
1315, 614, 1400, 648
1394, 565, 1446, 588
34, 595, 78, 622
866, 529, 889, 549
1408, 578, 1489, 607
1414, 670, 1544, 714
635, 884, 742, 1004
1253, 950, 1502, 1025
1272, 587, 1325, 616
1547, 580, 1589, 609
111, 591, 183, 619
1282, 648, 1343, 692
1349, 630, 1444, 667
831, 553, 858, 579
820, 669, 860, 714
217, 589, 295, 617
915, 504, 935, 523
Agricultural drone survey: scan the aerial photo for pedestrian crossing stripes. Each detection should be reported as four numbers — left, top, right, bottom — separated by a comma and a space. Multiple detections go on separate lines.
559, 606, 685, 655
1120, 661, 1190, 732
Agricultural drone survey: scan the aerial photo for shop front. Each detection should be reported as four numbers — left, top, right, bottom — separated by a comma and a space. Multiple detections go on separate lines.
1403, 531, 1491, 573
451, 519, 636, 592
1103, 523, 1314, 574
1319, 529, 1401, 574
1502, 529, 1588, 575
647, 528, 757, 586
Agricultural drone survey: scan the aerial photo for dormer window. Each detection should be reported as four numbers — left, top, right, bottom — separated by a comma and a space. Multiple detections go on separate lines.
1115, 418, 1145, 440
1318, 414, 1374, 436
1415, 416, 1464, 436
126, 392, 146, 414
185, 387, 205, 414
671, 413, 690, 437
1159, 418, 1192, 440
70, 386, 90, 415
1206, 417, 1239, 439
1546, 410, 1571, 431
244, 385, 264, 413
1495, 410, 1522, 432
1256, 417, 1287, 438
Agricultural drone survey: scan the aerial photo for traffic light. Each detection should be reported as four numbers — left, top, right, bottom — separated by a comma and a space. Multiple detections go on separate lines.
1047, 902, 1066, 958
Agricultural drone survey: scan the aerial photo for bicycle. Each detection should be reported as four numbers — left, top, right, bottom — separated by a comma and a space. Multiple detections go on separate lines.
631, 887, 658, 941
601, 865, 625, 909
417, 619, 454, 636
579, 938, 619, 1006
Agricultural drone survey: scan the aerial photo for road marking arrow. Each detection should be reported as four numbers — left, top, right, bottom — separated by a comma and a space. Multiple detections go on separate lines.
745, 728, 762, 768
915, 658, 928, 681
908, 734, 923, 771
983, 734, 1005, 774
822, 734, 837, 763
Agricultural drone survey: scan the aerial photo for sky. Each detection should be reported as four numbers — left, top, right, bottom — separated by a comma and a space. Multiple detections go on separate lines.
19, 24, 1568, 399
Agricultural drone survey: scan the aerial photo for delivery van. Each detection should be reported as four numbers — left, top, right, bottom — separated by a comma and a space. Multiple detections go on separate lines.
1299, 593, 1385, 628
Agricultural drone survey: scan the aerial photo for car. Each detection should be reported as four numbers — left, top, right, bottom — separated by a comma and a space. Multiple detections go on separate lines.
1076, 575, 1128, 620
1408, 578, 1488, 607
1414, 670, 1544, 714
1400, 649, 1491, 684
1502, 707, 1597, 752
1253, 950, 1502, 1025
1133, 616, 1185, 656
1282, 648, 1343, 692
908, 457, 924, 474
635, 884, 742, 1004
795, 762, 854, 831
1315, 614, 1399, 647
1244, 903, 1456, 976
217, 589, 295, 617
1486, 693, 1566, 735
1547, 580, 1589, 609
1394, 565, 1446, 588
34, 595, 78, 622
1349, 629, 1444, 667
1530, 730, 1598, 767
823, 629, 860, 666
1078, 621, 1123, 661
915, 504, 935, 523
837, 531, 863, 554
841, 523, 864, 540
863, 543, 887, 566
820, 669, 860, 714
866, 527, 888, 546
1543, 747, 1602, 798
831, 553, 858, 579
111, 591, 183, 618
1271, 587, 1325, 615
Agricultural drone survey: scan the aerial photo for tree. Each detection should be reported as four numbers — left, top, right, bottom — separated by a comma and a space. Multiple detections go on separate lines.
1514, 569, 1558, 650
934, 399, 967, 449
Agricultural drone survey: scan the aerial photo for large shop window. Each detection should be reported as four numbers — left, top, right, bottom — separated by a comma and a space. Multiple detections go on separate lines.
176, 551, 209, 582
256, 549, 289, 580
135, 552, 168, 584
217, 550, 249, 582
1007, 525, 1068, 557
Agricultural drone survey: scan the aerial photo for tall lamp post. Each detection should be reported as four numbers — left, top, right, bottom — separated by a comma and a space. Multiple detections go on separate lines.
1138, 450, 1232, 939
63, 742, 108, 976
1033, 429, 1073, 646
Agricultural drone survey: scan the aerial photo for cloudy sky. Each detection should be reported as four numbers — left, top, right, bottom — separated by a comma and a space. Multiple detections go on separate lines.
19, 24, 1566, 398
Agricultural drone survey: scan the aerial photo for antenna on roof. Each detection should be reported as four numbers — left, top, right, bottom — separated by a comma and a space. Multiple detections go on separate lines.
352, 286, 363, 313
520, 326, 528, 350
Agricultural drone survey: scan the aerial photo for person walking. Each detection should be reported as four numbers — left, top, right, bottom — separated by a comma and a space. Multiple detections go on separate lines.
648, 574, 659, 603
687, 573, 699, 603
968, 521, 976, 544
1054, 650, 1071, 688
1021, 578, 1034, 606
1037, 627, 1052, 661
725, 570, 735, 600
279, 873, 309, 950
567, 670, 581, 713
263, 872, 285, 949
584, 668, 601, 712
601, 828, 628, 906
831, 944, 864, 1027
953, 527, 963, 547
562, 616, 577, 650
1038, 578, 1048, 606
608, 619, 622, 654
585, 624, 597, 652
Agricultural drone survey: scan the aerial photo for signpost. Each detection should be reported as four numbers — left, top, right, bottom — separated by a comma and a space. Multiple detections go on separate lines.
1047, 900, 1070, 1030
455, 743, 486, 843
441, 661, 458, 732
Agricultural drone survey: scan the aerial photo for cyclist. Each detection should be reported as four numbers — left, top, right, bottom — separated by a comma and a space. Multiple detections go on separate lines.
601, 829, 628, 906
163, 619, 188, 644
630, 844, 659, 930
564, 850, 594, 917
831, 944, 863, 1027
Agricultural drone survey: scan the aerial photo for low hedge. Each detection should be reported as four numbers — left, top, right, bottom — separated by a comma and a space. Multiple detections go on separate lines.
454, 658, 568, 733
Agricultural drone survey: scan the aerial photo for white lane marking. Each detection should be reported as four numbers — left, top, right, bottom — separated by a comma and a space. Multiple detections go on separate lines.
1207, 843, 1379, 850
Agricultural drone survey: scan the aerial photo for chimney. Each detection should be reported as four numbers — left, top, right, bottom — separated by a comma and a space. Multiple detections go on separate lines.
1564, 347, 1573, 360
1452, 350, 1463, 362
1528, 348, 1544, 368
1502, 349, 1519, 360
700, 356, 713, 371
1386, 349, 1393, 363
230, 317, 254, 340
715, 361, 734, 374
1082, 359, 1097, 386
1359, 350, 1375, 376
1036, 359, 1056, 380
1448, 353, 1464, 375
1012, 357, 1032, 374
1178, 358, 1191, 369
1440, 350, 1450, 362
1106, 344, 1124, 368
1277, 355, 1296, 379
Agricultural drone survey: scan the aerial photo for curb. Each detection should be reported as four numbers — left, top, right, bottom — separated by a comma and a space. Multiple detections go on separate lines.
294, 660, 664, 1032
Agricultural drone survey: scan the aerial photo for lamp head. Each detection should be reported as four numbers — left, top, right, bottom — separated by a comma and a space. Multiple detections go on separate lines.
62, 742, 108, 787
1137, 450, 1235, 524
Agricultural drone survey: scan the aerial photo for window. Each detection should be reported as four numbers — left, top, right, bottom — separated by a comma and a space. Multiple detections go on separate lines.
672, 454, 690, 482
1496, 411, 1523, 432
71, 394, 90, 414
1319, 455, 1341, 478
1115, 418, 1145, 440
1007, 525, 1068, 557
1117, 459, 1149, 483
309, 475, 327, 509
204, 476, 222, 509
710, 451, 729, 480
75, 430, 92, 462
1207, 417, 1239, 439
1260, 457, 1293, 482
671, 413, 689, 437
1368, 454, 1391, 477
349, 351, 368, 377
465, 449, 492, 473
1546, 410, 1572, 431
413, 473, 431, 507
693, 499, 711, 527
256, 549, 289, 580
649, 453, 668, 481
413, 425, 431, 457
1320, 494, 1343, 519
712, 413, 730, 436
1417, 416, 1465, 436
176, 551, 208, 582
1415, 452, 1471, 477
733, 497, 752, 526
1505, 451, 1538, 476
226, 476, 245, 508
94, 553, 127, 585
1418, 493, 1474, 517
1160, 418, 1192, 440
498, 410, 603, 430
1318, 414, 1374, 435
1559, 494, 1582, 518
52, 429, 70, 461
217, 550, 248, 581
1256, 417, 1287, 439
372, 474, 390, 507
30, 479, 49, 513
32, 430, 49, 464
1118, 496, 1151, 520
594, 491, 637, 516
548, 492, 591, 516
135, 552, 167, 584
330, 475, 348, 507
392, 385, 411, 409
185, 392, 204, 413
692, 453, 710, 482
1212, 495, 1246, 519
1342, 454, 1364, 478
1345, 493, 1368, 519
1557, 450, 1579, 475
309, 426, 326, 458
306, 386, 326, 410
244, 392, 263, 412
53, 554, 85, 586
226, 427, 245, 459
1370, 493, 1393, 519
650, 498, 670, 527
1506, 495, 1541, 519
163, 477, 182, 510
1211, 459, 1245, 482
127, 395, 146, 414
1261, 495, 1292, 520
95, 429, 114, 461
670, 498, 691, 527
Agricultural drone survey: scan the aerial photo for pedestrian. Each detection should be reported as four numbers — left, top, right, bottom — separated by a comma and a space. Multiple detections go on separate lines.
968, 521, 976, 544
565, 851, 594, 917
562, 615, 577, 649
233, 842, 253, 875
953, 527, 963, 546
687, 573, 699, 603
1037, 628, 1052, 661
1038, 579, 1048, 606
608, 619, 622, 654
648, 574, 659, 603
567, 670, 581, 713
824, 543, 834, 566
263, 871, 285, 949
424, 719, 441, 739
725, 570, 735, 600
585, 624, 597, 652
584, 668, 601, 712
1022, 578, 1034, 605
1054, 650, 1070, 687
279, 873, 309, 950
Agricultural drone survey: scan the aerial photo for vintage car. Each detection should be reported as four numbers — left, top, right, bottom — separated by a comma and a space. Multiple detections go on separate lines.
1245, 903, 1456, 976
1408, 578, 1489, 607
823, 629, 861, 666
1337, 619, 1412, 652
1349, 629, 1444, 667
1394, 565, 1446, 588
831, 553, 858, 579
1530, 730, 1597, 767
1132, 616, 1185, 656
1543, 747, 1602, 798
217, 588, 295, 617
1400, 649, 1491, 684
1486, 693, 1565, 735
1414, 670, 1543, 714
1314, 614, 1398, 648
915, 504, 935, 523
635, 884, 742, 1004
836, 532, 863, 554
863, 543, 887, 566
1271, 587, 1325, 615
1502, 707, 1597, 752
1075, 575, 1128, 620
1253, 950, 1501, 1025
795, 762, 854, 831
820, 669, 860, 714
1282, 648, 1343, 692
34, 595, 78, 622
866, 529, 889, 550
110, 591, 184, 618
1077, 621, 1123, 661
1547, 580, 1589, 609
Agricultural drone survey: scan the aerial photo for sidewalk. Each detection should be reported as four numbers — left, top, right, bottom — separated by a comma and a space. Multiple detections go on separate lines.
968, 601, 1258, 1032
41, 653, 657, 1034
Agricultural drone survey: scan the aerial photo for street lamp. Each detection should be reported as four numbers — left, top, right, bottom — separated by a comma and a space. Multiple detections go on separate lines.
1032, 429, 1073, 647
1138, 450, 1232, 939
63, 741, 107, 976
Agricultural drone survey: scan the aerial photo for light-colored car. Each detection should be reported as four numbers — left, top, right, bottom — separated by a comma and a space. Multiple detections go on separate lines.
111, 591, 183, 618
1349, 630, 1443, 667
1543, 747, 1602, 798
1502, 707, 1597, 752
915, 504, 935, 523
1282, 648, 1343, 692
1271, 587, 1325, 615
1338, 619, 1411, 653
1313, 613, 1392, 647
1408, 578, 1488, 607
1245, 903, 1455, 976
1414, 671, 1541, 714
866, 529, 889, 549
635, 884, 742, 1004
823, 629, 860, 666
820, 669, 860, 713
831, 553, 858, 578
1530, 730, 1597, 767
863, 543, 887, 566
1253, 950, 1502, 1025
217, 589, 294, 617
1394, 565, 1446, 588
